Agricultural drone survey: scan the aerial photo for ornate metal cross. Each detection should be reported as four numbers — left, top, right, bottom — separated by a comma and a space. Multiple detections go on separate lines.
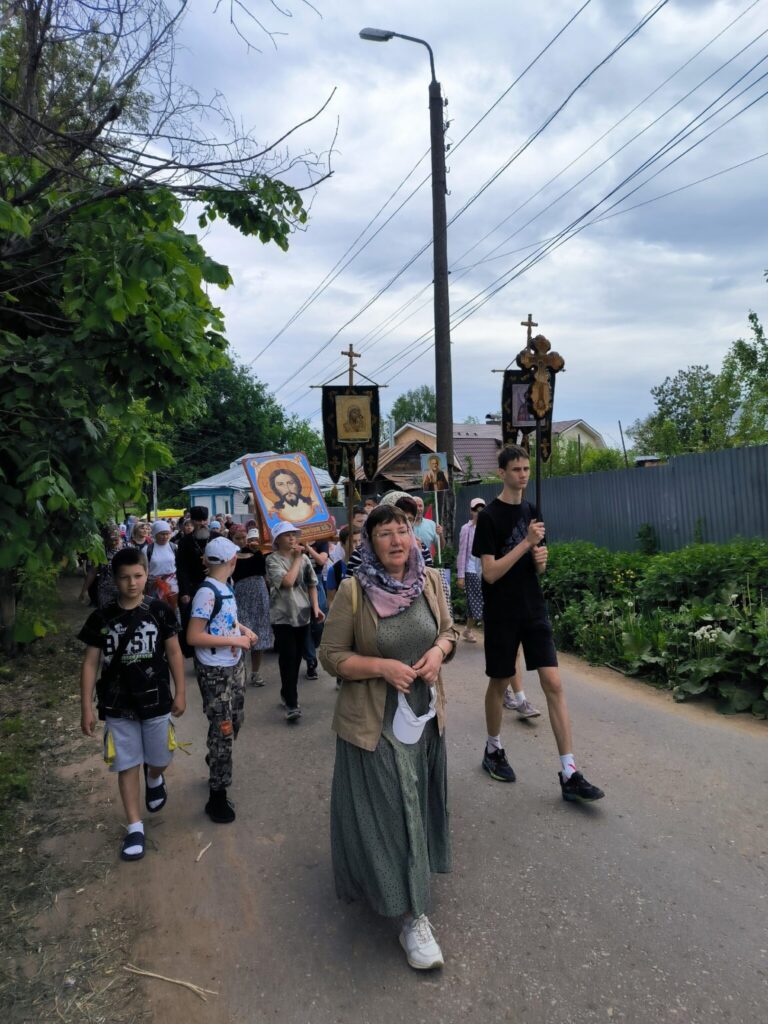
517, 334, 565, 418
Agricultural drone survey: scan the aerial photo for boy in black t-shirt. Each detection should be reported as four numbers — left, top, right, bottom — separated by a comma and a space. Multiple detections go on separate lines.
79, 548, 186, 861
472, 445, 604, 802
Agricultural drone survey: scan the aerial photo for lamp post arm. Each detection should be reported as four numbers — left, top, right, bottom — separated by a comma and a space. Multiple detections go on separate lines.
390, 32, 437, 82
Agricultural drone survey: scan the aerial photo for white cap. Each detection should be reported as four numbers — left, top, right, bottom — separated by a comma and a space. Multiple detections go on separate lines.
204, 537, 239, 563
151, 520, 171, 536
392, 688, 437, 745
271, 521, 301, 547
470, 498, 486, 510
246, 528, 259, 540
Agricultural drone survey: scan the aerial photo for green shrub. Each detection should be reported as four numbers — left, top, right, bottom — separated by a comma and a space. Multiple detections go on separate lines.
14, 564, 60, 644
637, 522, 659, 555
542, 538, 768, 717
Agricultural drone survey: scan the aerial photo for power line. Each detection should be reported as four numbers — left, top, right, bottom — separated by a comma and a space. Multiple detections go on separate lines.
267, 0, 597, 396
446, 0, 671, 228
448, 82, 768, 334
379, 86, 768, 386
249, 150, 432, 363
280, 2, 764, 416
326, 13, 768, 392
448, 2, 768, 275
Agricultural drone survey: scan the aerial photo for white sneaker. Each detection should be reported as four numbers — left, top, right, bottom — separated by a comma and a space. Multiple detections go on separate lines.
514, 697, 541, 718
399, 915, 444, 970
503, 688, 518, 710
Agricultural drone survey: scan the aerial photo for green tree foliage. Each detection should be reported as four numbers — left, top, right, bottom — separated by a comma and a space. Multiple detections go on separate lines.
723, 312, 768, 446
582, 447, 627, 472
628, 365, 739, 457
0, 188, 231, 642
535, 437, 626, 478
0, 2, 328, 648
628, 313, 767, 457
162, 358, 325, 502
390, 385, 437, 431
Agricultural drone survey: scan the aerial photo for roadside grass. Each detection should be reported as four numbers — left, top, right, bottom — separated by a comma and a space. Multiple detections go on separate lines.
0, 576, 145, 1023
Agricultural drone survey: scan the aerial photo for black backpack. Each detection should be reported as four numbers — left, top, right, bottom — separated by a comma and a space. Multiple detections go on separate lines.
196, 580, 225, 622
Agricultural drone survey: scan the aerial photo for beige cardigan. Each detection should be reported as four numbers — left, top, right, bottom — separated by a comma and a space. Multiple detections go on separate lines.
318, 568, 459, 751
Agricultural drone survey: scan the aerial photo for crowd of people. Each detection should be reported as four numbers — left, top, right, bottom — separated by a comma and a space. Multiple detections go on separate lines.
78, 446, 604, 972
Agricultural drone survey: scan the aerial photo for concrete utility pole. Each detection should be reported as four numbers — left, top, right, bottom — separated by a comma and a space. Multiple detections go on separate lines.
359, 27, 455, 548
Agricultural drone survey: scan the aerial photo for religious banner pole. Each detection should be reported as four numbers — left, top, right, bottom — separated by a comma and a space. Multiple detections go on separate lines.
432, 490, 442, 564
343, 344, 360, 560
318, 349, 384, 559
535, 418, 543, 515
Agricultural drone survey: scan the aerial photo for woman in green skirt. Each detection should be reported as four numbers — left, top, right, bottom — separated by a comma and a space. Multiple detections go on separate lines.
319, 504, 458, 970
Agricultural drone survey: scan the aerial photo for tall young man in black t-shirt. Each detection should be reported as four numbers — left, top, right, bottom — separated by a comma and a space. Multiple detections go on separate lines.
472, 446, 604, 802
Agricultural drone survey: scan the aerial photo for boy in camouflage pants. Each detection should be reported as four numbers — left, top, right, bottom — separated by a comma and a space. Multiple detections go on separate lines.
187, 537, 256, 823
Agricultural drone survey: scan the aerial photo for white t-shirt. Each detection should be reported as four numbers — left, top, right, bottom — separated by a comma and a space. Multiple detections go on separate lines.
148, 542, 176, 576
190, 578, 242, 668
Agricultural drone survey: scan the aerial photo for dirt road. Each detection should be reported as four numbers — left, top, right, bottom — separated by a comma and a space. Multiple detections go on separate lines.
82, 642, 767, 1024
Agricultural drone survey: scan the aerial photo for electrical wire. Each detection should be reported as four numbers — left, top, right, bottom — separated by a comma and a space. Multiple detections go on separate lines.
312, 14, 768, 395
383, 93, 768, 386
267, 0, 597, 395
248, 149, 432, 362
274, 2, 764, 416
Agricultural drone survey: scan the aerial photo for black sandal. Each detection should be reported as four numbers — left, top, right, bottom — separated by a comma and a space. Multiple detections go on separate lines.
143, 764, 167, 813
121, 830, 145, 861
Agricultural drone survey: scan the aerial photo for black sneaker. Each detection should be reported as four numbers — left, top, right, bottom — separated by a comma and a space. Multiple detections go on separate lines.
205, 787, 236, 823
559, 770, 605, 803
305, 660, 319, 680
482, 746, 516, 782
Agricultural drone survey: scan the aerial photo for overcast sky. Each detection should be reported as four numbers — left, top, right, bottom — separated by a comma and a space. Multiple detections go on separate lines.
173, 0, 768, 450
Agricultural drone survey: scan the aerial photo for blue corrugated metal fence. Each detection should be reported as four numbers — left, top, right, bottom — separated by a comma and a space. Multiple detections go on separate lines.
453, 445, 768, 552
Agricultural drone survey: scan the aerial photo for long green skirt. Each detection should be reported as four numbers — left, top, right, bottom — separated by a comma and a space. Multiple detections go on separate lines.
330, 681, 452, 919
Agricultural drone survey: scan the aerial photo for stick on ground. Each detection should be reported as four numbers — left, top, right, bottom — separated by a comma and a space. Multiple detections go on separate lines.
123, 963, 218, 1001
195, 841, 212, 863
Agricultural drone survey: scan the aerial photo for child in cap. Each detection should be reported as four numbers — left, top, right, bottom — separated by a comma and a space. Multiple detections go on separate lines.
79, 547, 186, 862
187, 536, 257, 823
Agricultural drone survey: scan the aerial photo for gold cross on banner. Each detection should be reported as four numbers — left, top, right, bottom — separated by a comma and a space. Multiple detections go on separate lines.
518, 335, 565, 418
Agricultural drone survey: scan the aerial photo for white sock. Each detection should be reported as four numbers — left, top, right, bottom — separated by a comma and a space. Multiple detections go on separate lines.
560, 754, 576, 780
486, 734, 502, 754
124, 821, 144, 856
515, 690, 526, 703
146, 772, 165, 810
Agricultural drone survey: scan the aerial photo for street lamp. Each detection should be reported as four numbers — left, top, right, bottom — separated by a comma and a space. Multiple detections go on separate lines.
359, 26, 455, 545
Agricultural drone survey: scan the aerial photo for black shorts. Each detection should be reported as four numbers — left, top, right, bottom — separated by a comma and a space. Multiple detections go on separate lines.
483, 613, 558, 678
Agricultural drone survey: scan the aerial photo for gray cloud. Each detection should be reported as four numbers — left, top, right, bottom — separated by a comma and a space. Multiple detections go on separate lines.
170, 0, 767, 448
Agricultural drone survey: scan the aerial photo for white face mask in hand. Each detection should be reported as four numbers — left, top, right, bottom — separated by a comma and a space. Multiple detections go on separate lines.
392, 687, 437, 745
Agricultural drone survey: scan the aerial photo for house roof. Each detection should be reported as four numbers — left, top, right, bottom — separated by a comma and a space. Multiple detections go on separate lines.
394, 421, 502, 440
551, 420, 606, 446
397, 419, 605, 447
354, 439, 462, 483
184, 453, 334, 493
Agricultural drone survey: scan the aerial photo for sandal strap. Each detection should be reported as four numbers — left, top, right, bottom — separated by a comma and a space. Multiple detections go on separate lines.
121, 830, 145, 861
